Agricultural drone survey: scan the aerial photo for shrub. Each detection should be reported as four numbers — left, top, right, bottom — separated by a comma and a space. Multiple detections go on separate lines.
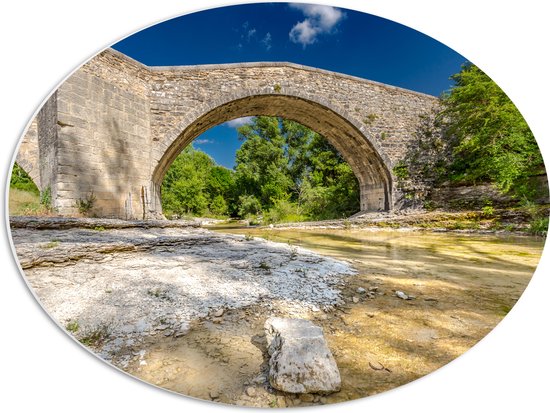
75, 192, 96, 215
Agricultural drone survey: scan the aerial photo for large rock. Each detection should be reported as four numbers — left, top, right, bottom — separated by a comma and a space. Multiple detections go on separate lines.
264, 317, 341, 394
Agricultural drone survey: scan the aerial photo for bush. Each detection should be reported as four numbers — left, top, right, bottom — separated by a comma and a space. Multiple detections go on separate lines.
209, 195, 228, 216
264, 198, 304, 224
75, 192, 96, 215
528, 216, 548, 236
238, 194, 262, 217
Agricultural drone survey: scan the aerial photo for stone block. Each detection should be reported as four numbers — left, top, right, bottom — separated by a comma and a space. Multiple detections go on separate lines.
264, 317, 341, 394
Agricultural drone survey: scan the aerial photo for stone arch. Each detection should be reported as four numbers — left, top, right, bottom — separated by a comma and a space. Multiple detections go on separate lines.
150, 89, 393, 216
15, 118, 41, 191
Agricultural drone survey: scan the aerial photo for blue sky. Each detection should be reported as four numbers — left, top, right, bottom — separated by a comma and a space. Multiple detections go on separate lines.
113, 2, 466, 169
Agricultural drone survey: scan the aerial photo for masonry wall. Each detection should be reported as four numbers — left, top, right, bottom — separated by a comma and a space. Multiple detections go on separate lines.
37, 93, 58, 204
24, 49, 440, 218
148, 62, 439, 172
16, 118, 41, 190
53, 54, 152, 218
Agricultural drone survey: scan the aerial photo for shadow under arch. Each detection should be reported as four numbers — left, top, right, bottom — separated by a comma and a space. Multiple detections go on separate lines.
150, 91, 394, 217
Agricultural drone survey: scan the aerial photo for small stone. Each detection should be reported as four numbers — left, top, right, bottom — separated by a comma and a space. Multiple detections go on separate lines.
352, 296, 360, 303
320, 397, 328, 404
369, 361, 385, 371
300, 393, 315, 403
213, 317, 222, 324
395, 291, 409, 300
164, 330, 173, 337
209, 390, 220, 399
369, 286, 379, 292
212, 308, 224, 317
156, 324, 169, 330
356, 287, 366, 294
252, 374, 266, 384
246, 386, 256, 397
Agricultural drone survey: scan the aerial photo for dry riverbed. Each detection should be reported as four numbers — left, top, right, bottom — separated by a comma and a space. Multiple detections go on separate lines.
9, 218, 545, 407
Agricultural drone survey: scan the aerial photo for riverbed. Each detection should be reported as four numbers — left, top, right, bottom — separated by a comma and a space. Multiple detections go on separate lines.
12, 220, 546, 407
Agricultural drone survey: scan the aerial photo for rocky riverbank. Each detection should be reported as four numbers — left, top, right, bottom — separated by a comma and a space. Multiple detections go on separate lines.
11, 220, 355, 370
268, 207, 548, 235
9, 216, 543, 407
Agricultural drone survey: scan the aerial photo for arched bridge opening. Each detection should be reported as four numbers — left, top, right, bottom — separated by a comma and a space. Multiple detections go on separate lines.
151, 94, 393, 218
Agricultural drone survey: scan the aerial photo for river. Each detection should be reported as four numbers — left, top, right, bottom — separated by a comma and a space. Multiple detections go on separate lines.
129, 225, 545, 406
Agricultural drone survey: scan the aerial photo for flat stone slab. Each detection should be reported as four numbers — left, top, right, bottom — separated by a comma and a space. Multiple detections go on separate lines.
264, 317, 341, 394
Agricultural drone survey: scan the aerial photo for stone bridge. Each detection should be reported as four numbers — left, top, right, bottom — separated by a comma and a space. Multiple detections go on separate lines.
15, 49, 438, 219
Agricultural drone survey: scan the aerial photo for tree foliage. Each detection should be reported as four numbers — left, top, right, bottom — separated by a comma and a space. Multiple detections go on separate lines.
160, 117, 360, 222
440, 63, 545, 197
10, 163, 39, 194
161, 146, 234, 217
234, 116, 360, 220
396, 63, 546, 204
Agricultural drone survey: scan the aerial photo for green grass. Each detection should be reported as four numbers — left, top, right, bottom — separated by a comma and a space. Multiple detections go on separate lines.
9, 188, 51, 216
79, 325, 111, 347
66, 320, 79, 333
41, 240, 60, 249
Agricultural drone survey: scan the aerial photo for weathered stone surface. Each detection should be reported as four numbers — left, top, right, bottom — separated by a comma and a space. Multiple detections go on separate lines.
14, 226, 355, 363
17, 48, 439, 219
264, 317, 341, 394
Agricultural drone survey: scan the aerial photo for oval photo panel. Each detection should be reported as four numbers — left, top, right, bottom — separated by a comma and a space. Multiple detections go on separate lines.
8, 2, 548, 408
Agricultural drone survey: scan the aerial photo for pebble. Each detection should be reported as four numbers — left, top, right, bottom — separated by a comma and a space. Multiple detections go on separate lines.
252, 374, 266, 384
246, 387, 256, 397
356, 287, 366, 294
212, 308, 224, 317
209, 390, 220, 399
395, 291, 409, 300
300, 394, 315, 403
369, 360, 385, 370
352, 296, 360, 303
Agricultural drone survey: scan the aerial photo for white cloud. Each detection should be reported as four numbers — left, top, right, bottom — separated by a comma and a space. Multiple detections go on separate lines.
246, 28, 256, 41
224, 116, 254, 128
262, 32, 272, 51
194, 138, 214, 145
289, 4, 345, 47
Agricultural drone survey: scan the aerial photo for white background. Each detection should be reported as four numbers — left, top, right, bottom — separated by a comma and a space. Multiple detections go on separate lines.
1, 1, 548, 412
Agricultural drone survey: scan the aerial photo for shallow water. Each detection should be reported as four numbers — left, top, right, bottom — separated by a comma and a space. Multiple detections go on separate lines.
199, 228, 544, 403
126, 226, 545, 407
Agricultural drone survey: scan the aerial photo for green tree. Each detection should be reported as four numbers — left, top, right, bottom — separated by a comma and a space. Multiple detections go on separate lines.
441, 63, 545, 198
234, 117, 293, 209
10, 163, 39, 194
234, 116, 360, 220
161, 146, 215, 216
